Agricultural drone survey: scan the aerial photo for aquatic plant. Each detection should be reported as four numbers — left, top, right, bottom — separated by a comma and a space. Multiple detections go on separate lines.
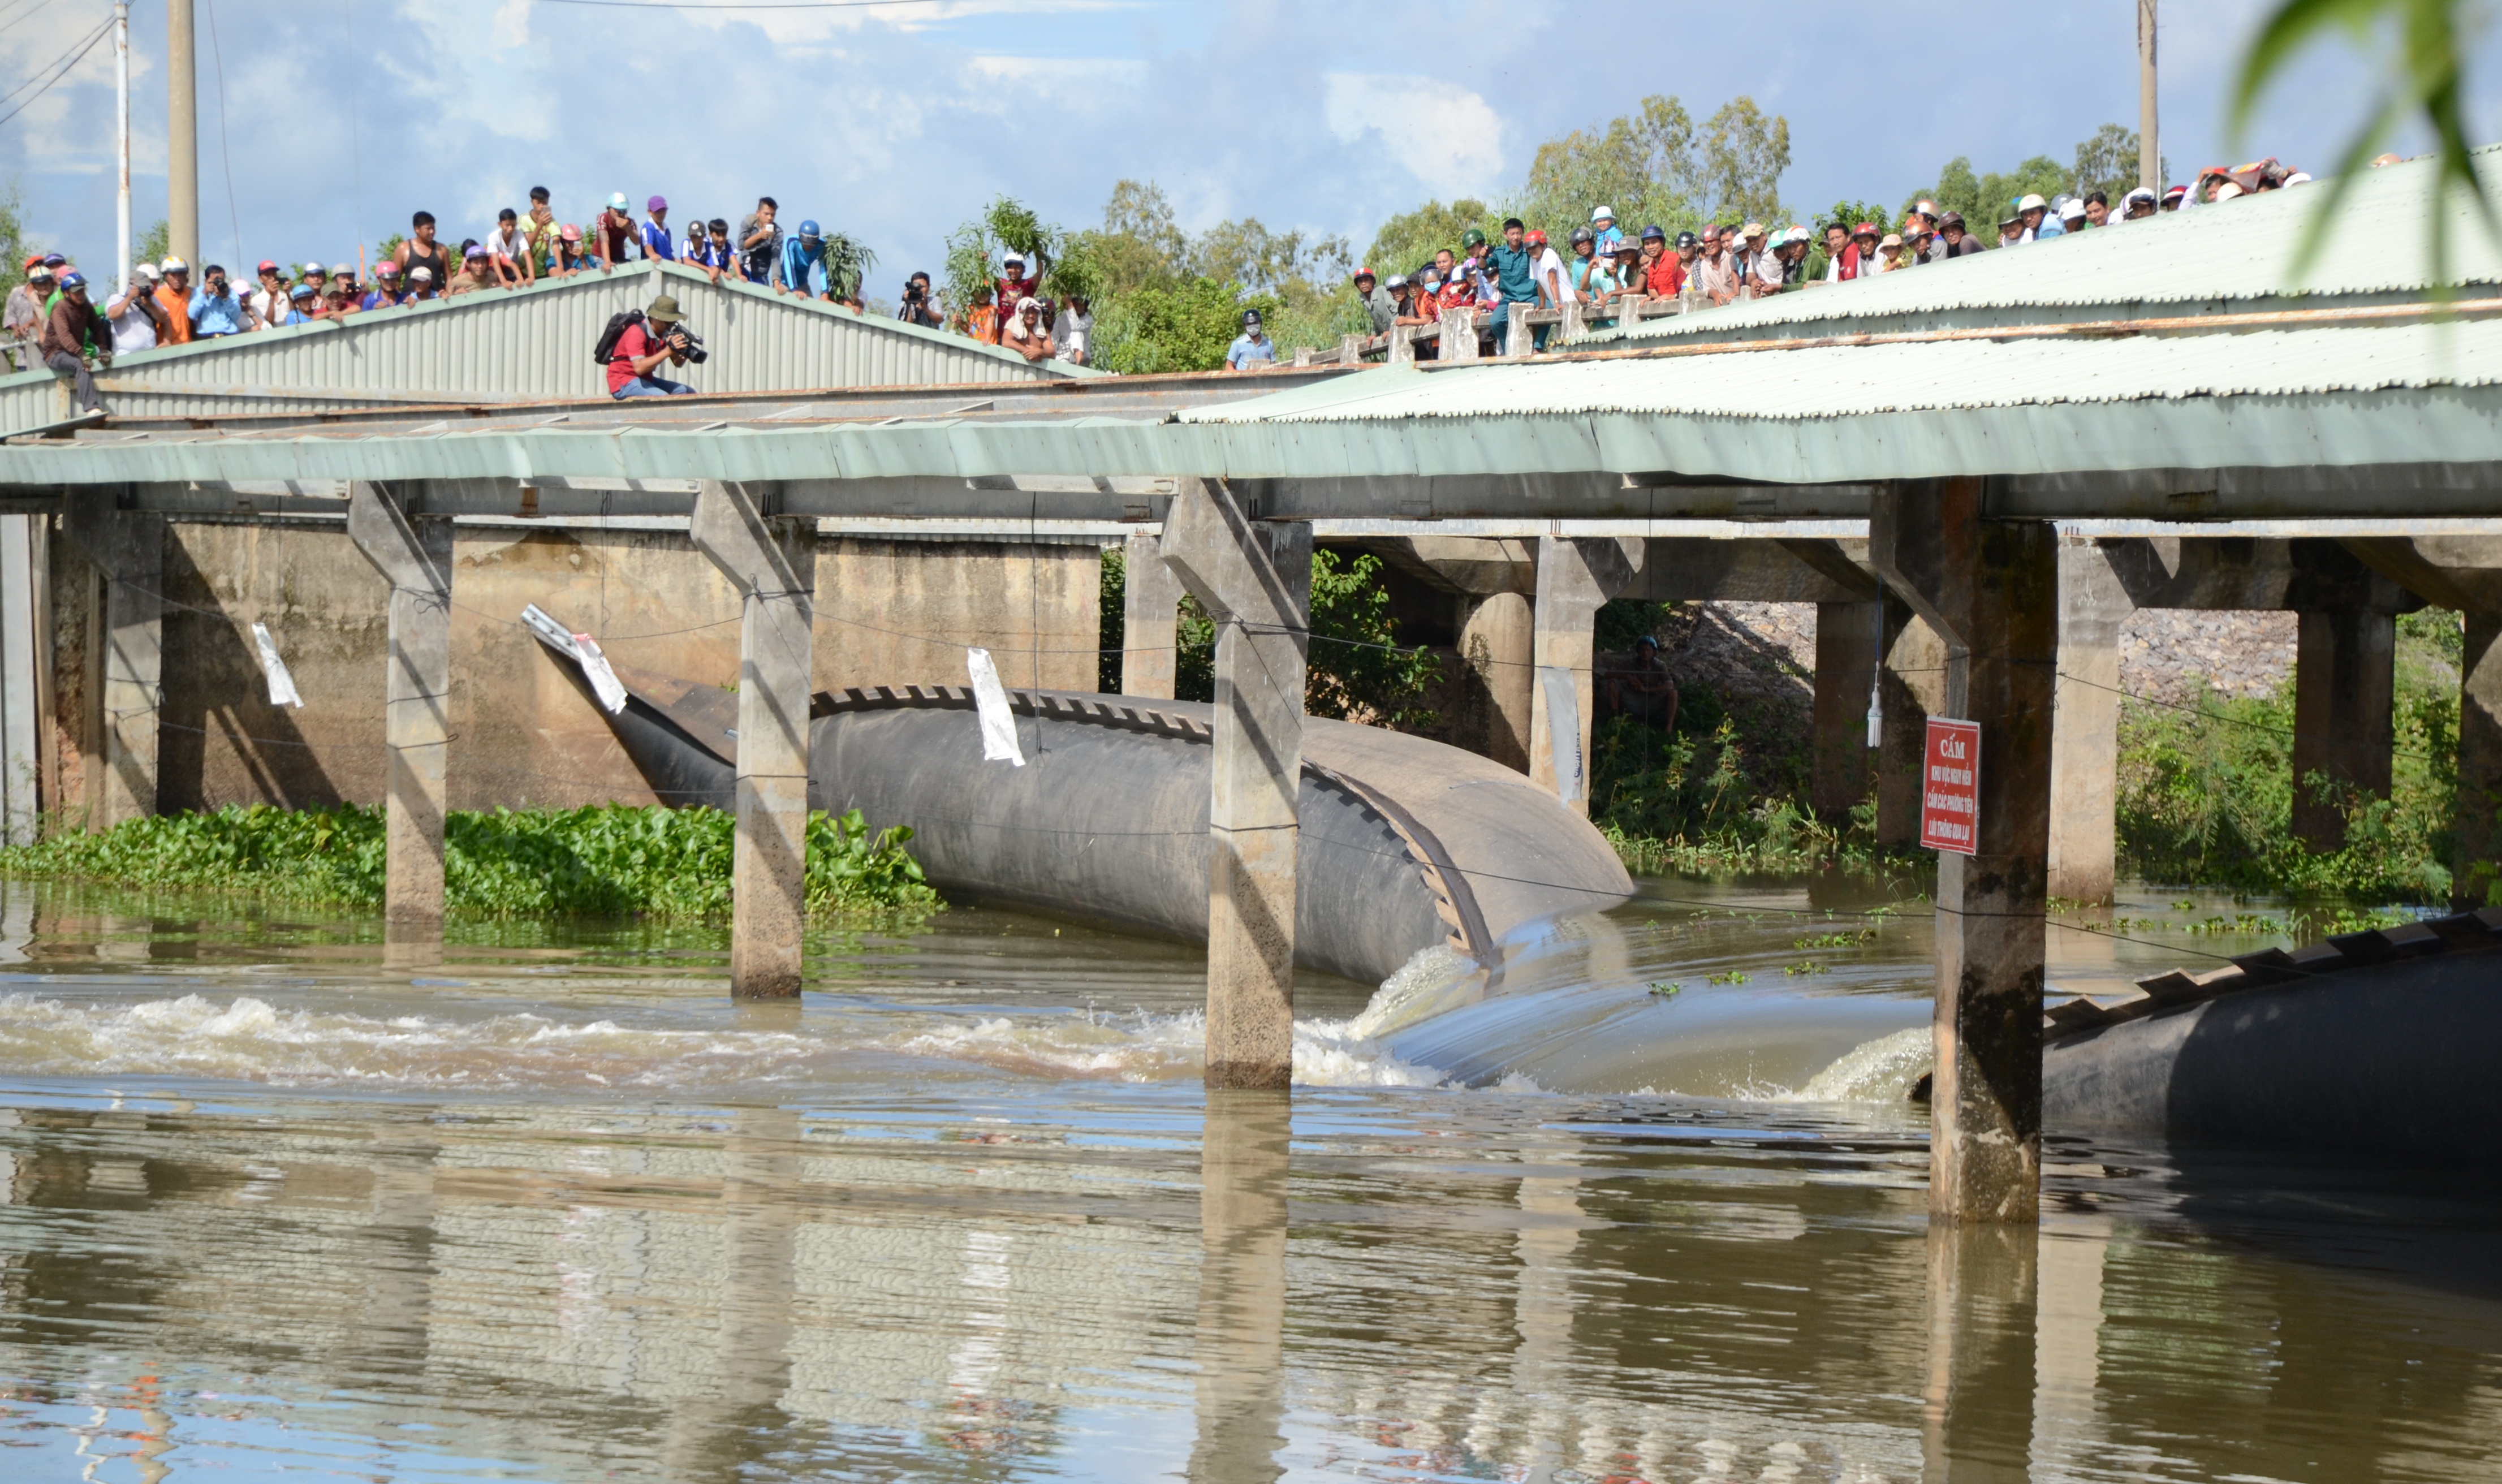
0, 804, 938, 919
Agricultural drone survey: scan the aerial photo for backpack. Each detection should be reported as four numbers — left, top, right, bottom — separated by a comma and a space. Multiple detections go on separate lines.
593, 309, 644, 365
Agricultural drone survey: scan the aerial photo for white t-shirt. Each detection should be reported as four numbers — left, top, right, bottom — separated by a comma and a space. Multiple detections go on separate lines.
1533, 246, 1570, 305
107, 282, 158, 353
250, 288, 288, 329
1051, 309, 1092, 360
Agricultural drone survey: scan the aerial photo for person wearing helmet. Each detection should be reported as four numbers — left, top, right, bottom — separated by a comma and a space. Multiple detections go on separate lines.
38, 270, 112, 413
593, 193, 637, 270
779, 220, 831, 300
2014, 193, 2049, 244
1645, 225, 1688, 300
1567, 226, 1602, 301
681, 217, 733, 285
363, 261, 406, 310
2121, 187, 2160, 221
152, 257, 196, 344
1527, 229, 1569, 330
1225, 308, 1276, 371
1353, 266, 1395, 335
1456, 227, 1496, 311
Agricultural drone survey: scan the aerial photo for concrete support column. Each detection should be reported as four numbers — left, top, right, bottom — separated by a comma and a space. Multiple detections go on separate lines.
62, 497, 163, 830
1811, 601, 1882, 822
692, 481, 817, 1000
1871, 478, 2057, 1225
1121, 530, 1183, 700
1528, 536, 1640, 815
2047, 538, 2136, 904
2290, 609, 2395, 852
1455, 590, 1533, 772
1439, 308, 1478, 363
346, 483, 454, 936
1158, 480, 1310, 1090
2462, 612, 2502, 907
1877, 596, 1948, 848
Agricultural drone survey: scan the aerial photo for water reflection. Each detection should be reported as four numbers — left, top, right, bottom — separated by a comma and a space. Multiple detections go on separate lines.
1192, 1090, 1288, 1484
1922, 1223, 2037, 1483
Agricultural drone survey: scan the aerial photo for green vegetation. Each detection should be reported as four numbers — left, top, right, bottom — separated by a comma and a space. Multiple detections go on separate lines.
1902, 124, 2155, 232
1102, 546, 1439, 727
0, 804, 938, 918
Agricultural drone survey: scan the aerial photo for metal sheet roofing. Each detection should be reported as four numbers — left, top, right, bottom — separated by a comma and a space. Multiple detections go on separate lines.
1573, 149, 2502, 346
0, 261, 1092, 434
3, 317, 2497, 498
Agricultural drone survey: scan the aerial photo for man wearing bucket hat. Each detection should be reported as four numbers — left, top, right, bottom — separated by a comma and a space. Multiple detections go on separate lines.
608, 294, 698, 398
39, 270, 112, 414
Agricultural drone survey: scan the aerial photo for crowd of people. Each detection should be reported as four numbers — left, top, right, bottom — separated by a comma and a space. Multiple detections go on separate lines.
5, 155, 2323, 411
1342, 156, 2318, 359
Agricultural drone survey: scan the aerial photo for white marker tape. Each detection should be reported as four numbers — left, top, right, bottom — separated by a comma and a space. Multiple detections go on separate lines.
251, 622, 303, 709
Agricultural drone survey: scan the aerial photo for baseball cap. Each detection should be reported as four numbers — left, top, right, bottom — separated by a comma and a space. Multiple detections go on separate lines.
159, 256, 188, 273
646, 195, 667, 212
1740, 221, 1765, 238
257, 259, 279, 274
2017, 193, 2047, 213
464, 243, 488, 258
1640, 225, 1666, 241
799, 220, 821, 238
1591, 205, 1615, 222
1674, 230, 1698, 249
411, 266, 435, 283
608, 192, 629, 210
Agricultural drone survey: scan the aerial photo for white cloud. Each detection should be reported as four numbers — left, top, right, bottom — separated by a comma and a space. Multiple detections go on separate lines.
1323, 72, 1504, 200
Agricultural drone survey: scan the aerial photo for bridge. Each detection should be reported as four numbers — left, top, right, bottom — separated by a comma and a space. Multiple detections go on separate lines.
3, 152, 2499, 1223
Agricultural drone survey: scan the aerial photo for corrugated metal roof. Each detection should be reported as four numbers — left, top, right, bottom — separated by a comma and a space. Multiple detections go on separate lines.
1572, 149, 2502, 346
0, 261, 1092, 433
2, 317, 2496, 495
1182, 317, 2502, 423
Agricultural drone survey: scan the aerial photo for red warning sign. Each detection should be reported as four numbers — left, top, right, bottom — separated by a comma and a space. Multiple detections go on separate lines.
1920, 718, 1981, 855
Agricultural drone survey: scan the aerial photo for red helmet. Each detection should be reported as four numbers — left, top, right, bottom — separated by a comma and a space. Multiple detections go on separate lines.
1525, 228, 1548, 245
1853, 221, 1880, 237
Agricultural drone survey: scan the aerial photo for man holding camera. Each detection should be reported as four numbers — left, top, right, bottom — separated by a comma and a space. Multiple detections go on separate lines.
898, 271, 942, 328
607, 294, 701, 398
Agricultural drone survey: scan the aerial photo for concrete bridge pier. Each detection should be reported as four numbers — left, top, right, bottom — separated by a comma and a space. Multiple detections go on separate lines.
1456, 592, 1534, 771
1877, 597, 1949, 848
1871, 479, 2058, 1225
347, 483, 455, 939
1811, 601, 1882, 823
1158, 479, 1311, 1090
691, 481, 817, 1000
1121, 530, 1184, 700
2343, 536, 2502, 905
2290, 607, 2397, 852
1529, 537, 1641, 814
60, 497, 164, 830
2046, 538, 2136, 904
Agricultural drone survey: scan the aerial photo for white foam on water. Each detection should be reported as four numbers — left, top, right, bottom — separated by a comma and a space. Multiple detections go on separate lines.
0, 990, 1460, 1093
1781, 1026, 1934, 1105
1344, 942, 1485, 1041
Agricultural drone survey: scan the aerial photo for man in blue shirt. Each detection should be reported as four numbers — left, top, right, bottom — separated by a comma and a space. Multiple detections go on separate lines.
777, 221, 830, 299
188, 265, 252, 337
639, 196, 674, 263
1224, 309, 1276, 370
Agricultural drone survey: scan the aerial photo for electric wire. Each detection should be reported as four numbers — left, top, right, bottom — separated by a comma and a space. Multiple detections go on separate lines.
202, 0, 243, 270
0, 13, 110, 129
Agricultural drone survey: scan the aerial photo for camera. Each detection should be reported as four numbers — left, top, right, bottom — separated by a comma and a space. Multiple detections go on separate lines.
668, 325, 708, 364
904, 280, 927, 302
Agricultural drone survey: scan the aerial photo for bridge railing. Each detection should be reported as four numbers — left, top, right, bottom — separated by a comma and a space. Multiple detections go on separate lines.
1285, 279, 1841, 368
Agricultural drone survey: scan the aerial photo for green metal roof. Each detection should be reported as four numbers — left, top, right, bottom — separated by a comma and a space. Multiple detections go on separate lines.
1572, 148, 2502, 346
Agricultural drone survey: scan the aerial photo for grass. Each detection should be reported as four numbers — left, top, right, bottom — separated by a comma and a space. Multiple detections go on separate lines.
0, 804, 940, 919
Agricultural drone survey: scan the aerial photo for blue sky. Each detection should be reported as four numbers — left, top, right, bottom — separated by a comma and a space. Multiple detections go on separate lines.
6, 0, 2500, 303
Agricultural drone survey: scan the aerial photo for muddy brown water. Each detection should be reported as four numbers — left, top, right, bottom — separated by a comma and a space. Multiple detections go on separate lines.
0, 878, 2495, 1482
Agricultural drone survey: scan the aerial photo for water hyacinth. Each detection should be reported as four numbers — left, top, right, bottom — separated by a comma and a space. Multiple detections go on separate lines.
0, 803, 938, 919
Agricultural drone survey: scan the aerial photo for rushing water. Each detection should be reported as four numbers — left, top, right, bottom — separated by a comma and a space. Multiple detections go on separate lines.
0, 880, 2496, 1482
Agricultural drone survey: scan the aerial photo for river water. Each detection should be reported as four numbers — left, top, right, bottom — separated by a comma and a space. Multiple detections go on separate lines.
0, 879, 2496, 1482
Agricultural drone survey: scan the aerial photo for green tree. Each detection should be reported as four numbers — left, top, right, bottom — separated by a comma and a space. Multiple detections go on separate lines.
1168, 550, 1438, 726
2069, 123, 2160, 203
1361, 197, 1498, 282
1516, 94, 1704, 241
1905, 153, 2072, 239
0, 186, 27, 306
943, 196, 1068, 325
1700, 97, 1791, 224
1092, 276, 1279, 374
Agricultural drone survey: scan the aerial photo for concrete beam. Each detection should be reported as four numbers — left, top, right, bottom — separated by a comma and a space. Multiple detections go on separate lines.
347, 483, 455, 936
1121, 530, 1183, 700
2095, 534, 2423, 612
1811, 602, 1882, 822
1455, 591, 1533, 772
1871, 478, 2057, 1225
1158, 479, 1312, 1091
691, 481, 817, 1000
1528, 537, 1641, 814
1630, 536, 1879, 603
2046, 538, 2136, 904
1876, 597, 1948, 848
1331, 534, 1536, 597
2291, 609, 2396, 853
61, 495, 163, 829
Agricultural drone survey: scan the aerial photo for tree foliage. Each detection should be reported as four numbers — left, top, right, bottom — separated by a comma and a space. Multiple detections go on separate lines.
1700, 98, 1792, 225
1517, 94, 1702, 241
1905, 153, 2072, 234
1362, 197, 1500, 283
1152, 550, 1437, 726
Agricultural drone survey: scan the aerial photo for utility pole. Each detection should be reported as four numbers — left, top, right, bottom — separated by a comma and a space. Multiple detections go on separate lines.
114, 0, 130, 284
168, 0, 197, 267
2138, 0, 2160, 192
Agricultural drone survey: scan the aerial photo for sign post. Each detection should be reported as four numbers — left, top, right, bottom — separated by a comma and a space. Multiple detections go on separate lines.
1921, 718, 1981, 855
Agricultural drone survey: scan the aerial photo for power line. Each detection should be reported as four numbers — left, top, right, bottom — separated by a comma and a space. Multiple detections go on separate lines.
0, 13, 110, 128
